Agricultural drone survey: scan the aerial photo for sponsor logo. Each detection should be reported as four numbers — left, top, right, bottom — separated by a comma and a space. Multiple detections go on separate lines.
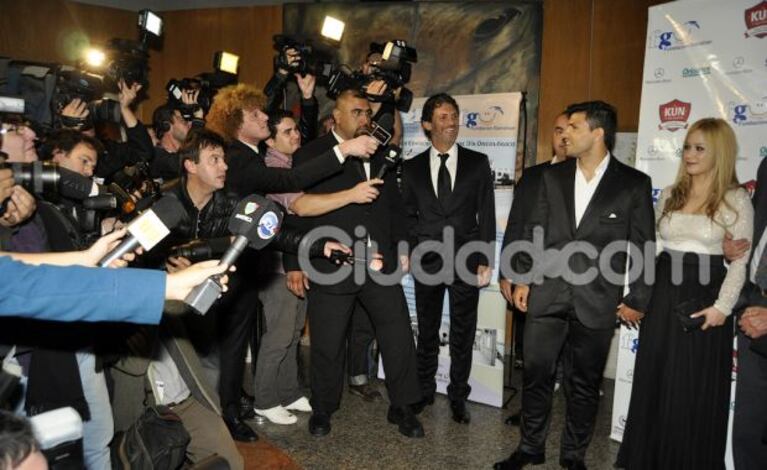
729, 98, 767, 126
257, 211, 279, 239
631, 338, 639, 354
760, 146, 767, 157
658, 99, 692, 132
652, 188, 662, 204
234, 214, 252, 223
745, 1, 767, 38
682, 66, 711, 78
244, 201, 259, 215
465, 106, 509, 130
645, 66, 671, 84
726, 56, 754, 75
619, 415, 627, 427
626, 369, 634, 380
648, 20, 711, 51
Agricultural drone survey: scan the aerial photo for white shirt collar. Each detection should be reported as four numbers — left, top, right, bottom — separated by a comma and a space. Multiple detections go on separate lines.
429, 143, 458, 161
239, 139, 260, 155
576, 152, 610, 179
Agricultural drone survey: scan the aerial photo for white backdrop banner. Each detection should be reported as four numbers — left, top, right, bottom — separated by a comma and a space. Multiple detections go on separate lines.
613, 3, 767, 468
379, 92, 522, 407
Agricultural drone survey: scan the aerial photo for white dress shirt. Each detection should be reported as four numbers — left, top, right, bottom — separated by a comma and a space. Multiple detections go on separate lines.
429, 144, 458, 196
333, 129, 369, 178
574, 153, 610, 228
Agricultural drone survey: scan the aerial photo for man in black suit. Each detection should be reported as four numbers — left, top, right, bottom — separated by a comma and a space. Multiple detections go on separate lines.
733, 157, 767, 469
500, 111, 571, 427
204, 84, 378, 442
401, 93, 495, 424
284, 89, 423, 438
495, 101, 655, 470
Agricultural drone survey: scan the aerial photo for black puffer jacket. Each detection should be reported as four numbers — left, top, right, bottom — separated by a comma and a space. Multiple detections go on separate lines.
159, 178, 321, 258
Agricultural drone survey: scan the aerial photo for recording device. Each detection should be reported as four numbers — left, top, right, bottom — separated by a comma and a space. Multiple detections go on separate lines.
0, 161, 99, 200
273, 35, 336, 80
366, 112, 402, 179
325, 40, 417, 112
98, 195, 185, 267
82, 182, 136, 215
170, 237, 231, 263
185, 195, 283, 315
53, 69, 121, 126
29, 407, 84, 470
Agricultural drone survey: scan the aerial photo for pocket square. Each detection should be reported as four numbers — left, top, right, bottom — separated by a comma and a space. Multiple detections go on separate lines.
608, 213, 618, 219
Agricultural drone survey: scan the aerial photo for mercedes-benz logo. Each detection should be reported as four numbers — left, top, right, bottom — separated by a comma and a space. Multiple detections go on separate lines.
647, 145, 658, 156
733, 56, 745, 69
654, 67, 665, 79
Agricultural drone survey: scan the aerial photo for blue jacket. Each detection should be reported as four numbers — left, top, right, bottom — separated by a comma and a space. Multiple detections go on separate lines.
0, 257, 165, 324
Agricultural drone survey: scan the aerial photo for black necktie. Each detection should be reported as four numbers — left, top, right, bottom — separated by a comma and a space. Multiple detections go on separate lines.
437, 153, 452, 206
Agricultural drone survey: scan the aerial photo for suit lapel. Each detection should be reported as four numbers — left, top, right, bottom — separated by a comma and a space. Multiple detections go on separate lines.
575, 157, 620, 236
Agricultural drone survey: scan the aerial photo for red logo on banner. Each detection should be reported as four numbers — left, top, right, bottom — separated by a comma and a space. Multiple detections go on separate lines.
745, 1, 767, 38
658, 99, 691, 132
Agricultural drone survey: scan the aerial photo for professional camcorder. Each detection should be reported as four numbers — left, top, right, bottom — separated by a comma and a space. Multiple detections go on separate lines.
53, 69, 121, 126
325, 40, 417, 112
166, 51, 240, 116
273, 35, 336, 81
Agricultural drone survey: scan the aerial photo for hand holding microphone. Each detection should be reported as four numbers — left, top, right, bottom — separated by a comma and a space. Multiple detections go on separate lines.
185, 194, 284, 315
98, 195, 185, 267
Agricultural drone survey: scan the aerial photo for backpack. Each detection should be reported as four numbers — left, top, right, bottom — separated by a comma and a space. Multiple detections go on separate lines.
111, 405, 190, 470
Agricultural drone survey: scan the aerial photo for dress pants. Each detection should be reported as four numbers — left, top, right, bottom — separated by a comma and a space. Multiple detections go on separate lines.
214, 272, 261, 419
414, 278, 479, 401
307, 281, 421, 413
170, 398, 244, 470
519, 286, 613, 462
253, 274, 306, 409
347, 301, 376, 385
734, 328, 767, 470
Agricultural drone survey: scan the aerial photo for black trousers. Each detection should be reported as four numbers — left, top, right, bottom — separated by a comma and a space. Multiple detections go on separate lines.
214, 272, 261, 419
519, 286, 613, 462
347, 301, 375, 381
734, 328, 767, 470
307, 282, 421, 413
414, 278, 479, 401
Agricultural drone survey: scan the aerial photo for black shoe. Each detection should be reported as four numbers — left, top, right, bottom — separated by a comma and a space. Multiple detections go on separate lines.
223, 416, 258, 442
348, 383, 382, 402
493, 450, 545, 469
450, 400, 471, 424
504, 411, 521, 426
560, 458, 587, 470
239, 391, 256, 420
308, 412, 331, 437
387, 406, 425, 438
410, 395, 434, 414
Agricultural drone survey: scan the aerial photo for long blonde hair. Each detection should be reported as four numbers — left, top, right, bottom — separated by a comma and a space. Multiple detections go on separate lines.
661, 118, 740, 224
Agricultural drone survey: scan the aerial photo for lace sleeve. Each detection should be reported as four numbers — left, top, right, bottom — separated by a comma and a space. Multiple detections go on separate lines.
714, 188, 754, 316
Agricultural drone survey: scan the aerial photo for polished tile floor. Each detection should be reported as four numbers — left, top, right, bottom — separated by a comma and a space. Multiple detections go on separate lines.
246, 353, 620, 470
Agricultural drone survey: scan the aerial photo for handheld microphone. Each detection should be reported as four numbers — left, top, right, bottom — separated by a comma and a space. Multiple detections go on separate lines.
98, 195, 185, 267
367, 112, 394, 146
374, 144, 402, 179
185, 194, 283, 315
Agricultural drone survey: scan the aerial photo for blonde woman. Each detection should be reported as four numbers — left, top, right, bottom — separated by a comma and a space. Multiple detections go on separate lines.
617, 118, 753, 469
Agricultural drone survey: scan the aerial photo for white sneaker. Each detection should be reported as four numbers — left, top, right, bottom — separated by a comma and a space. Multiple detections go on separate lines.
254, 405, 297, 425
284, 396, 312, 413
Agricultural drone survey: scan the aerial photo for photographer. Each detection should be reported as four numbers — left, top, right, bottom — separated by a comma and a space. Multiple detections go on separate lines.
58, 80, 155, 181
264, 47, 319, 143
150, 88, 206, 181
361, 51, 403, 147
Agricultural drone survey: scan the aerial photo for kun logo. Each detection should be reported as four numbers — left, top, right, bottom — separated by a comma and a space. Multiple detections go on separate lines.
745, 1, 767, 38
658, 99, 691, 132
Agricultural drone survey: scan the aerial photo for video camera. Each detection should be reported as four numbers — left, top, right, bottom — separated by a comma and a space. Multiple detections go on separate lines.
326, 40, 417, 112
53, 68, 121, 126
272, 35, 336, 82
166, 51, 240, 116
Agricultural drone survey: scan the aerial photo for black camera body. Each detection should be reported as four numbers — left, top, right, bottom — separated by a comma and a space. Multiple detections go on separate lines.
273, 35, 336, 82
53, 69, 121, 126
104, 38, 151, 91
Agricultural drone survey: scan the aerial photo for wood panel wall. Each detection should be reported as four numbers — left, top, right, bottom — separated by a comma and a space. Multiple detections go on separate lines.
3, 0, 660, 158
535, 0, 667, 163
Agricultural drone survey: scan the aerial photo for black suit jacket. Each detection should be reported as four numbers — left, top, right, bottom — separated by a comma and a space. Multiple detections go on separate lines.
736, 157, 767, 357
283, 133, 409, 294
401, 145, 496, 271
513, 156, 656, 329
224, 139, 343, 197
